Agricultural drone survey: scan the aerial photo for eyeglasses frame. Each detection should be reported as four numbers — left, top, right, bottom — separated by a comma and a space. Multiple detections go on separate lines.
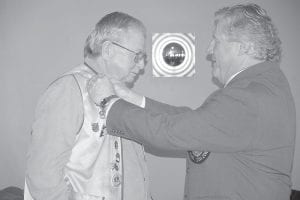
111, 41, 147, 65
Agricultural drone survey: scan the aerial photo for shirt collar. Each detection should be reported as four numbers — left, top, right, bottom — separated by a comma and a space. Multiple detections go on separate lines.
223, 61, 279, 88
224, 68, 247, 88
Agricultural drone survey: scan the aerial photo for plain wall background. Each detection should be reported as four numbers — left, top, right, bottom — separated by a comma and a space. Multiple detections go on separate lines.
0, 0, 299, 199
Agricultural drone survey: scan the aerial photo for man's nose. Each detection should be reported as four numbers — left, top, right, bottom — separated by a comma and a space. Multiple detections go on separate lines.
206, 41, 214, 55
206, 53, 213, 61
136, 60, 146, 70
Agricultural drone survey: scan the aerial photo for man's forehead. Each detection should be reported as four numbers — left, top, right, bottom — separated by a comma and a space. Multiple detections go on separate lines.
123, 30, 146, 48
125, 27, 145, 38
214, 21, 228, 39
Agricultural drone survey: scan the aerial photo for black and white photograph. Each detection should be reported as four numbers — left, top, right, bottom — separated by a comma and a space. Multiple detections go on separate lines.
0, 0, 300, 199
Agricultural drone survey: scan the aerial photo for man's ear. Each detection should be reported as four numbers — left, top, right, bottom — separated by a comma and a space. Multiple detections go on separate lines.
101, 40, 113, 59
239, 42, 255, 56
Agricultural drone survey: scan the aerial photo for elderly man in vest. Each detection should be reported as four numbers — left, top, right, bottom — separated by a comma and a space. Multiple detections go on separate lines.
25, 12, 150, 200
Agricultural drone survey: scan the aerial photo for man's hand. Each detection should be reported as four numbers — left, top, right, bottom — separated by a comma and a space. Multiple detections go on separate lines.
87, 75, 115, 105
110, 78, 144, 107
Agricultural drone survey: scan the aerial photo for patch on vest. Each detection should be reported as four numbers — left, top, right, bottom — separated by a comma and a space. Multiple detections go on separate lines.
112, 173, 122, 187
188, 151, 210, 164
91, 122, 99, 132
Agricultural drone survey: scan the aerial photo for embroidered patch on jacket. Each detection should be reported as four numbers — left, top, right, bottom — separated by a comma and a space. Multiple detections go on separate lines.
188, 151, 210, 164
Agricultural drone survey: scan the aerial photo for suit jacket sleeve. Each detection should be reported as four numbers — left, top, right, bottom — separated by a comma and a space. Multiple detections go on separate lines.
144, 97, 191, 114
143, 97, 191, 157
106, 88, 258, 153
26, 75, 83, 200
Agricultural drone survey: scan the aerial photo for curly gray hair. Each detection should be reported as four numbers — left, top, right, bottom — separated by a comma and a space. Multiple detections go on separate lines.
215, 3, 281, 62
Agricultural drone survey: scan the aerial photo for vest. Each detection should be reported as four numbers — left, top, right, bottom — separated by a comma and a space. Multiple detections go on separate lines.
66, 64, 150, 200
63, 65, 123, 199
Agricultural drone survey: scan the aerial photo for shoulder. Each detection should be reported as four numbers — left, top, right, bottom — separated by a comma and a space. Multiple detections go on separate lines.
36, 74, 82, 111
209, 86, 253, 104
201, 86, 258, 115
223, 74, 276, 101
48, 74, 79, 92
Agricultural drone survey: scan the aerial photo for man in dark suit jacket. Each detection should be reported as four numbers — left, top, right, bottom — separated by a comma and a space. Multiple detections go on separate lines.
96, 3, 296, 200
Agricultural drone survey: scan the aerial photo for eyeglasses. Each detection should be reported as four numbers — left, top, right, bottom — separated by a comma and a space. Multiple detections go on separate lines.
111, 41, 147, 65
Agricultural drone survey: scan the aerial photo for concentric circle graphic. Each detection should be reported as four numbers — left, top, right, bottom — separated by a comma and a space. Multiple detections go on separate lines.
152, 33, 195, 77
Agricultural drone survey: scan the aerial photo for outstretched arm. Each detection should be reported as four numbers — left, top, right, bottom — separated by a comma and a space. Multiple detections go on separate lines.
106, 88, 257, 153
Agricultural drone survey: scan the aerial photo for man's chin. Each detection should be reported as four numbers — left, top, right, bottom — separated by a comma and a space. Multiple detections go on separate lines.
123, 79, 135, 88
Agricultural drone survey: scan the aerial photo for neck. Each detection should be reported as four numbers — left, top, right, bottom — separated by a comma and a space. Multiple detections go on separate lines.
84, 56, 106, 75
240, 56, 262, 71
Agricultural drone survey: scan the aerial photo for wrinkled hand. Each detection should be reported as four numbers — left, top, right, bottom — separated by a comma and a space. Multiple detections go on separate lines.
110, 78, 144, 107
87, 74, 115, 105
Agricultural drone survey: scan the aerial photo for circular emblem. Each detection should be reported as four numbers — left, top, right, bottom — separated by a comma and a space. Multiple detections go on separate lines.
188, 151, 210, 164
152, 33, 195, 77
111, 173, 122, 187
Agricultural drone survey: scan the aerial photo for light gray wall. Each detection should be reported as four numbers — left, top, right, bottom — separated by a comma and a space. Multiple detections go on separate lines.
0, 0, 299, 199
